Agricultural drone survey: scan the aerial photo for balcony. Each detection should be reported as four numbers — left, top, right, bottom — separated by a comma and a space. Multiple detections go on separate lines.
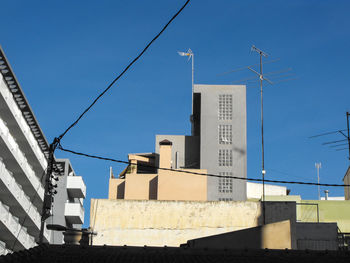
0, 200, 36, 251
0, 69, 48, 172
0, 117, 44, 205
0, 158, 54, 243
64, 202, 84, 225
67, 176, 86, 199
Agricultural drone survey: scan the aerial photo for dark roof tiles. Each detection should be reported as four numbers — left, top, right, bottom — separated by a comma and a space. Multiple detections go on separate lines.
1, 245, 350, 263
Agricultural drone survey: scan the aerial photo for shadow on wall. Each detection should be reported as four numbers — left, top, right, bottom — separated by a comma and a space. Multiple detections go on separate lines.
117, 182, 125, 199
149, 177, 158, 200
233, 147, 245, 156
184, 136, 200, 169
257, 202, 297, 248
183, 202, 298, 250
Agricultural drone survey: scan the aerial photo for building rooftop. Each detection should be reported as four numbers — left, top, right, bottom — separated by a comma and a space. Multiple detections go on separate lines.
1, 244, 349, 263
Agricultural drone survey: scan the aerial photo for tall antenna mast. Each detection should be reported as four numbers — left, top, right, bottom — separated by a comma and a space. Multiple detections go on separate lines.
315, 162, 322, 200
250, 45, 271, 225
347, 112, 350, 162
178, 49, 194, 132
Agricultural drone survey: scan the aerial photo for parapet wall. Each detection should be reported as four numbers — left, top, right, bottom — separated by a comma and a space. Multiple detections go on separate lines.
90, 199, 296, 247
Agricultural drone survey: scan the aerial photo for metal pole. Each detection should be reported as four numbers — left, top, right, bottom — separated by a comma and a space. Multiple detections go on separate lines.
39, 138, 59, 244
259, 52, 266, 225
191, 51, 194, 115
315, 163, 321, 200
251, 46, 268, 225
347, 112, 350, 161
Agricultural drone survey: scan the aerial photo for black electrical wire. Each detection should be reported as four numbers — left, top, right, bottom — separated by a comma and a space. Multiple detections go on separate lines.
57, 144, 350, 188
57, 0, 191, 142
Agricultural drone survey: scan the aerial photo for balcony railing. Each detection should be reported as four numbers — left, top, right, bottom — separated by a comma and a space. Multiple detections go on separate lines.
0, 117, 44, 201
0, 200, 36, 251
0, 75, 47, 170
0, 159, 50, 243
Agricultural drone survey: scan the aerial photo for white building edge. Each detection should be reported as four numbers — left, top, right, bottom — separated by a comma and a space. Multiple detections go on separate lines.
0, 46, 86, 254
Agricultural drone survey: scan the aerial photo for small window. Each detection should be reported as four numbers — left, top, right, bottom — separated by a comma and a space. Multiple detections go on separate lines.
219, 198, 233, 201
218, 125, 232, 144
218, 150, 232, 166
218, 94, 232, 120
218, 172, 233, 193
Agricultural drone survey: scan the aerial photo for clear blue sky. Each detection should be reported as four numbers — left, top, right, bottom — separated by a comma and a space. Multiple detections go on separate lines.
1, 1, 350, 227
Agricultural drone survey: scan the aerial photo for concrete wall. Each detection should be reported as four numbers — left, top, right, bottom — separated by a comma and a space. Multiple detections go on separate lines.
194, 85, 247, 201
247, 182, 287, 199
185, 220, 294, 250
155, 135, 200, 169
157, 169, 207, 201
124, 174, 157, 200
108, 178, 125, 199
300, 200, 350, 232
90, 199, 296, 247
266, 195, 350, 234
296, 222, 338, 250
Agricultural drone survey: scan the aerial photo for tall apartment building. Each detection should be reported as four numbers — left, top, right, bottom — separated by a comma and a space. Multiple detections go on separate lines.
156, 84, 247, 201
0, 47, 85, 254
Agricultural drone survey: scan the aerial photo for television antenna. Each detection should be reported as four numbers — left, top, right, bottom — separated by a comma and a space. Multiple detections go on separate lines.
250, 45, 273, 225
309, 112, 350, 162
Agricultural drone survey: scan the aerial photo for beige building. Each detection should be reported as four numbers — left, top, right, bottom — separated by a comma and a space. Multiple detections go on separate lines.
108, 139, 207, 201
108, 139, 287, 202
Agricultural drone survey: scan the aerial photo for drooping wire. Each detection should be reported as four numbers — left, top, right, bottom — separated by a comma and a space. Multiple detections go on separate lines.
57, 0, 191, 142
57, 143, 350, 188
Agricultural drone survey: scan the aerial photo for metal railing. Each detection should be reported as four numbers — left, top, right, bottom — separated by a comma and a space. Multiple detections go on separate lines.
296, 203, 319, 223
338, 227, 350, 250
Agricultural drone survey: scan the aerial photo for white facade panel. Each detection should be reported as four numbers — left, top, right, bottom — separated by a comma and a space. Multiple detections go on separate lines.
64, 202, 84, 224
66, 176, 86, 198
246, 182, 287, 199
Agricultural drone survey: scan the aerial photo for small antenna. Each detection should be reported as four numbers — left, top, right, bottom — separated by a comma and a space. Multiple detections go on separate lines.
315, 163, 321, 200
309, 112, 350, 161
251, 45, 269, 57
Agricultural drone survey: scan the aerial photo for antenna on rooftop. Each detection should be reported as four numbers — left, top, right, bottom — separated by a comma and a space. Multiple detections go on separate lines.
250, 45, 271, 225
309, 112, 350, 162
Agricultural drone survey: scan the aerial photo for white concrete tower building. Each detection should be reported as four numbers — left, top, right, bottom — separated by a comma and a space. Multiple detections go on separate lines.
0, 46, 86, 254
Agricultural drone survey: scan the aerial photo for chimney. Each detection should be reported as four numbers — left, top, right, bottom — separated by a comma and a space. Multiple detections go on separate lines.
159, 139, 172, 170
324, 190, 329, 200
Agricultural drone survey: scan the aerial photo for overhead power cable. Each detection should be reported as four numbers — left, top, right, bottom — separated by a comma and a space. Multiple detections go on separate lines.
57, 144, 350, 187
57, 0, 191, 142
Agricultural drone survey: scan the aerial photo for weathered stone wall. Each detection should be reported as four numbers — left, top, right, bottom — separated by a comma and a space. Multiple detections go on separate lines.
90, 199, 296, 247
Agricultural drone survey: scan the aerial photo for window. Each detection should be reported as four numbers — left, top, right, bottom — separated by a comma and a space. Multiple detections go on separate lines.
218, 94, 232, 120
219, 149, 232, 166
218, 172, 233, 193
218, 125, 232, 144
219, 198, 233, 201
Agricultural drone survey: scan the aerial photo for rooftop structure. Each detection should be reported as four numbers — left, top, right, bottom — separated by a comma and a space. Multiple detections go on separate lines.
156, 84, 247, 201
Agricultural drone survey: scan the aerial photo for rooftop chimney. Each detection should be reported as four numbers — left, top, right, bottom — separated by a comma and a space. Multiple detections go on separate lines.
159, 139, 172, 171
324, 190, 329, 200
